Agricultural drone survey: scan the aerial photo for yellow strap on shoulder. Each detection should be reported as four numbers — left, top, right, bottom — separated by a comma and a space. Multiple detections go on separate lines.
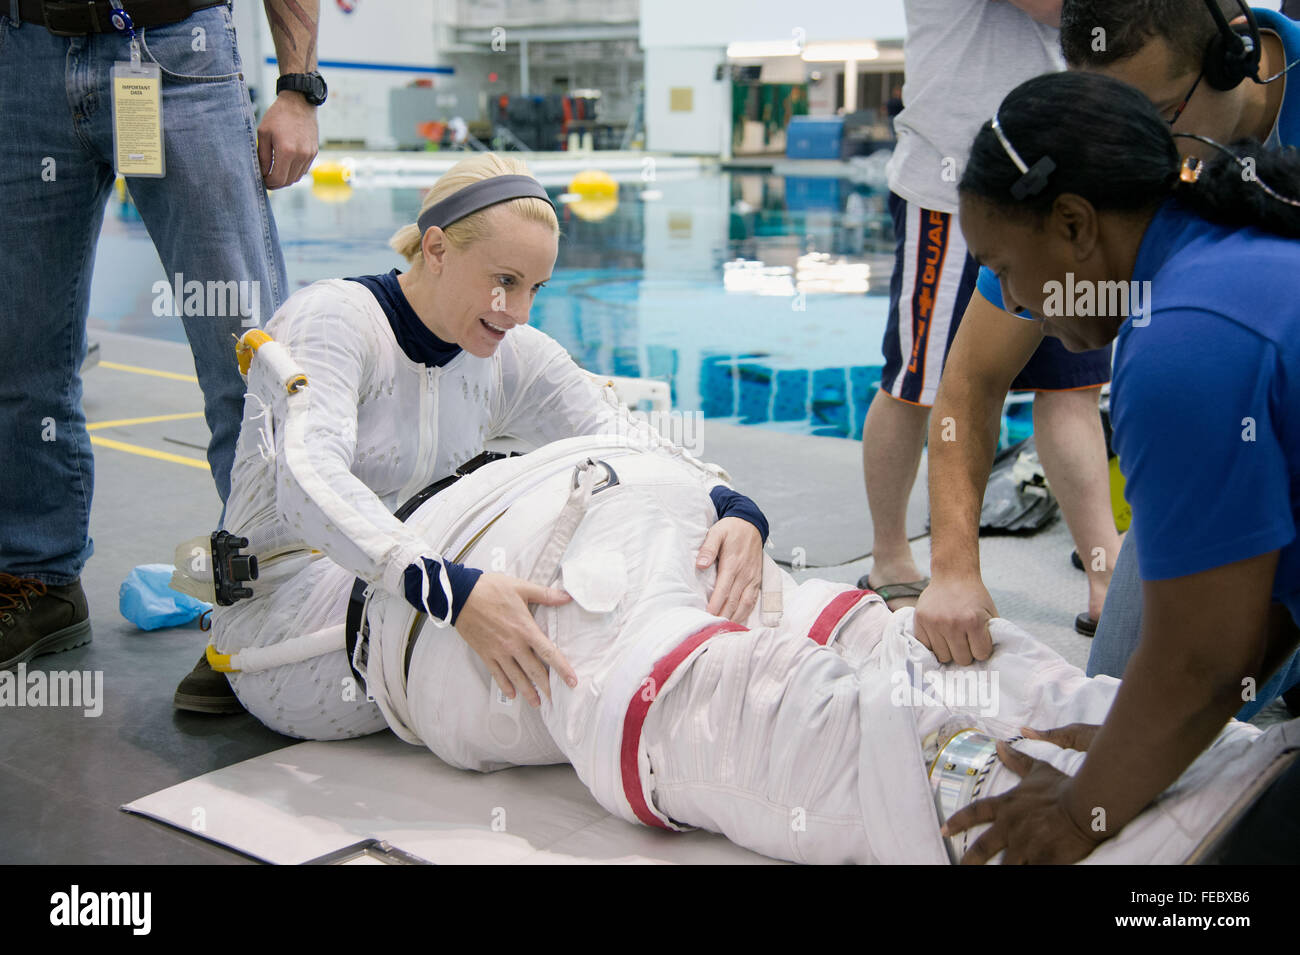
236, 329, 273, 377
206, 643, 237, 674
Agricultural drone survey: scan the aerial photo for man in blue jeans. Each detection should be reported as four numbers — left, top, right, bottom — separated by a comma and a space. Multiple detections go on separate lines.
0, 0, 323, 711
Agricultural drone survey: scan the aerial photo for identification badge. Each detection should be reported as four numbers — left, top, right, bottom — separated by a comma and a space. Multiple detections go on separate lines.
111, 61, 165, 177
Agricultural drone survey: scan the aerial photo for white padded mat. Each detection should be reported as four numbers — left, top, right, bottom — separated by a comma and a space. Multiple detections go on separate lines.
122, 732, 780, 865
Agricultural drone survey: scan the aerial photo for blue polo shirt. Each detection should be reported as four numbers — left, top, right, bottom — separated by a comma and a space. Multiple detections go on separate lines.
1111, 199, 1299, 630
974, 6, 1300, 317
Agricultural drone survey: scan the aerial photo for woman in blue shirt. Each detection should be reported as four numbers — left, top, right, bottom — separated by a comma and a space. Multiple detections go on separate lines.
944, 70, 1300, 863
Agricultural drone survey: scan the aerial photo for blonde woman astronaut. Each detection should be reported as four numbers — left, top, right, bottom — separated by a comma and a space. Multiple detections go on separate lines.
204, 153, 770, 741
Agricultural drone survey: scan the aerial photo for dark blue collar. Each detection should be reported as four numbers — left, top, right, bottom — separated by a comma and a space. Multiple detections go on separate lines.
345, 269, 462, 367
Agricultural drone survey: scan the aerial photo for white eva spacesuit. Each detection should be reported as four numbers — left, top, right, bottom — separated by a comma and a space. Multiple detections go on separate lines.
352, 431, 1299, 865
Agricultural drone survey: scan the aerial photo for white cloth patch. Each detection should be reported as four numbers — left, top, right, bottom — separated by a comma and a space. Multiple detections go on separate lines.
562, 551, 626, 613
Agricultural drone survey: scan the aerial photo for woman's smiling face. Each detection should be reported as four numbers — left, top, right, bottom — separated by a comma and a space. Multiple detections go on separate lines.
422, 206, 559, 358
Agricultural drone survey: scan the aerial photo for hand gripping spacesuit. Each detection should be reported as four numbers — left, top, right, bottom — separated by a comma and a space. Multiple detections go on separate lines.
188, 315, 1300, 865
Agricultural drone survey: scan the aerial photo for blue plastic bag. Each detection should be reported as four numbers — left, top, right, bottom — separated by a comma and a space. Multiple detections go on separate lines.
119, 563, 212, 631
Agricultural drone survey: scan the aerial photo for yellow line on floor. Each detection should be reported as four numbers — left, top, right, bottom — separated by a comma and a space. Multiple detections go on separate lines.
87, 411, 205, 431
99, 360, 199, 383
90, 435, 210, 470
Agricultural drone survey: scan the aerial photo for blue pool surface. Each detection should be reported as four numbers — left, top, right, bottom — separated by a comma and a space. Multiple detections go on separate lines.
89, 169, 914, 441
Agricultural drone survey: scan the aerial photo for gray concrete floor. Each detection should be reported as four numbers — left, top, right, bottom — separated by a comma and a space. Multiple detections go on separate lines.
0, 330, 1286, 863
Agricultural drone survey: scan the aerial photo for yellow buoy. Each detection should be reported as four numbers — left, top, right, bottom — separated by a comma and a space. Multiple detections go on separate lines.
310, 161, 352, 186
567, 197, 619, 222
311, 182, 354, 203
568, 169, 617, 199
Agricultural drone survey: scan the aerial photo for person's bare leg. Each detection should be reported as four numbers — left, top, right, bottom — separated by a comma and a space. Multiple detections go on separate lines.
1032, 387, 1121, 622
862, 389, 931, 608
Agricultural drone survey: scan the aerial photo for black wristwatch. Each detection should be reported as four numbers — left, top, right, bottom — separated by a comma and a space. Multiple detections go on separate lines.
277, 71, 328, 107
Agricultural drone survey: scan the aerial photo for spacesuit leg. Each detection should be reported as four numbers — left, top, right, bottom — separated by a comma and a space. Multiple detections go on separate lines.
640, 615, 891, 864
212, 558, 388, 741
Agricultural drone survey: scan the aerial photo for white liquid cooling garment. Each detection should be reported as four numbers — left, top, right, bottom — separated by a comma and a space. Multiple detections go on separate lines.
209, 279, 726, 740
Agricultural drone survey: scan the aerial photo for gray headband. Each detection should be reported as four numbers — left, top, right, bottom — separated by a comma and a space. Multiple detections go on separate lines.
416, 174, 556, 235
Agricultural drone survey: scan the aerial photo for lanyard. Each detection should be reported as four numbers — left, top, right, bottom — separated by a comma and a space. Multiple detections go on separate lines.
106, 0, 142, 68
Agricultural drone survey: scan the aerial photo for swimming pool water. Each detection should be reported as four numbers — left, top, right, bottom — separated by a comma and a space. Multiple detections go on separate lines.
88, 169, 912, 441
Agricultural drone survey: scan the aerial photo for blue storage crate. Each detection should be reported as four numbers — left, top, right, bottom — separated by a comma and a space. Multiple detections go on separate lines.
786, 116, 844, 159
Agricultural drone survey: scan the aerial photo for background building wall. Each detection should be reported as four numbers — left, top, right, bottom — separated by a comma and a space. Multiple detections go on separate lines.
640, 0, 907, 154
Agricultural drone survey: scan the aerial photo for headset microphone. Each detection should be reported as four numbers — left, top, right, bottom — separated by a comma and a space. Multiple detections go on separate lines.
1202, 0, 1300, 88
1202, 0, 1261, 90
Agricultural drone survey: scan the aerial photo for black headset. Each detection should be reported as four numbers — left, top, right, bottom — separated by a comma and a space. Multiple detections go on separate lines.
1201, 0, 1263, 90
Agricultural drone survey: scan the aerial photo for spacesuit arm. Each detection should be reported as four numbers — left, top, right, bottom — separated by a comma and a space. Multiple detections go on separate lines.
490, 325, 734, 480
491, 326, 773, 537
254, 288, 453, 605
709, 486, 769, 544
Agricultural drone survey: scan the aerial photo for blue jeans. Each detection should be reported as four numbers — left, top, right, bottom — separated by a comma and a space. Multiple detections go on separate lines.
1089, 535, 1300, 721
0, 2, 286, 584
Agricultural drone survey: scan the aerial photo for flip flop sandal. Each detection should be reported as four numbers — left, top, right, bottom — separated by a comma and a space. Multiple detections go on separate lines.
855, 575, 930, 602
1074, 612, 1098, 637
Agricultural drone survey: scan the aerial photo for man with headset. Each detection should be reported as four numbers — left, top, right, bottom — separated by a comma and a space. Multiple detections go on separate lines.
917, 0, 1300, 714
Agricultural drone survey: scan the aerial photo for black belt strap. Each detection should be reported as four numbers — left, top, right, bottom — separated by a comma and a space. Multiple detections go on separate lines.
19, 0, 225, 36
344, 450, 524, 695
343, 577, 371, 692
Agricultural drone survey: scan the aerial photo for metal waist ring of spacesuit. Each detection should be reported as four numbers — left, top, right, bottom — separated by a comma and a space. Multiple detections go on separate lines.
344, 453, 620, 695
344, 449, 522, 692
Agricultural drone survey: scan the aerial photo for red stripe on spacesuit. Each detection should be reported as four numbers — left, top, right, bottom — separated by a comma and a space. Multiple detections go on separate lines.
806, 589, 874, 646
620, 620, 748, 829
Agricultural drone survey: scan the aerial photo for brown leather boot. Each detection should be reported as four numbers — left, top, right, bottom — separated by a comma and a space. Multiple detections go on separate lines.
173, 650, 245, 714
0, 574, 92, 671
